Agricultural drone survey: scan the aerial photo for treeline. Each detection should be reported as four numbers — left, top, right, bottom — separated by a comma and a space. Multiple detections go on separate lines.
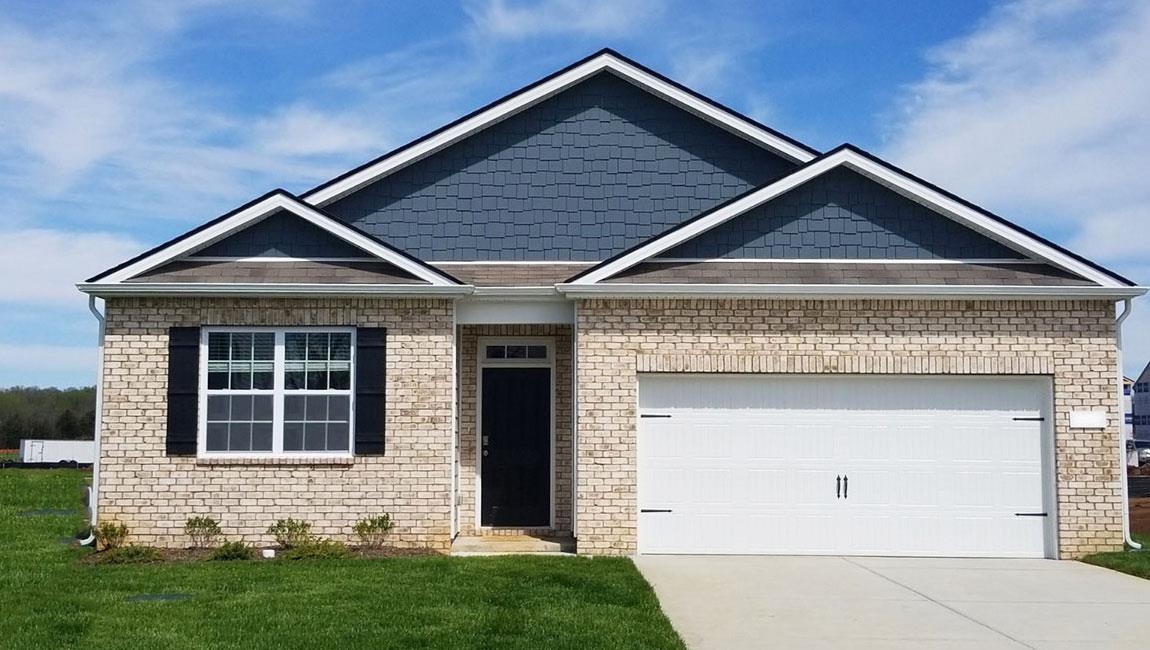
0, 387, 96, 449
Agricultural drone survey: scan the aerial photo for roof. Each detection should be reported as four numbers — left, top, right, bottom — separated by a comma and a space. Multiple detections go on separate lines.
569, 145, 1139, 291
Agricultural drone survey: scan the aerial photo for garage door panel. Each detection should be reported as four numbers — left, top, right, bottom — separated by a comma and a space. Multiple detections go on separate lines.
638, 375, 1051, 558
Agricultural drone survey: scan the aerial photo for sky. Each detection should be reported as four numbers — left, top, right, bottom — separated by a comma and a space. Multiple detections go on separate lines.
0, 0, 1148, 386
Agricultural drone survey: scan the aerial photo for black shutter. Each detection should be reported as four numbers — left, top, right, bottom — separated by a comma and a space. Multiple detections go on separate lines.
355, 327, 387, 455
166, 327, 200, 455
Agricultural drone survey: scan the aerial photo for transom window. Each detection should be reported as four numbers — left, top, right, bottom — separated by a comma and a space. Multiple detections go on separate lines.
485, 344, 548, 360
202, 328, 354, 456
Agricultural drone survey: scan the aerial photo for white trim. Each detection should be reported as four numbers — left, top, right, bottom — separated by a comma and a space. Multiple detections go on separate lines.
457, 300, 574, 325
90, 192, 459, 286
573, 148, 1132, 288
648, 257, 1043, 265
556, 283, 1147, 299
77, 283, 474, 297
302, 52, 816, 206
475, 337, 556, 531
197, 326, 356, 460
451, 301, 459, 539
571, 302, 579, 540
188, 256, 383, 263
470, 286, 562, 298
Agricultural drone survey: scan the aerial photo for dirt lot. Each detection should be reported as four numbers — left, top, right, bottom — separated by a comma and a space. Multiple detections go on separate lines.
1130, 498, 1150, 535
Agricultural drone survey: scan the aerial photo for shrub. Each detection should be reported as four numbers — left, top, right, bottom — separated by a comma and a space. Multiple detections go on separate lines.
353, 514, 395, 549
95, 521, 130, 550
267, 518, 313, 549
184, 516, 222, 549
93, 545, 162, 564
209, 540, 254, 561
281, 539, 352, 560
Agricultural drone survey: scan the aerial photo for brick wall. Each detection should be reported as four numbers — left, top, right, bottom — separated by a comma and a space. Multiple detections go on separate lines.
99, 297, 455, 550
456, 324, 573, 535
574, 298, 1121, 558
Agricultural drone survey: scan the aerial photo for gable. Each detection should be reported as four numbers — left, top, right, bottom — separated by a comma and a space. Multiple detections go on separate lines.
127, 259, 425, 284
190, 210, 373, 259
323, 71, 797, 261
659, 168, 1024, 260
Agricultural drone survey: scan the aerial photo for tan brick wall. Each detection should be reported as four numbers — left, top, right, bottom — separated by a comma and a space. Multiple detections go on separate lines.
98, 297, 454, 550
574, 298, 1122, 559
456, 324, 573, 535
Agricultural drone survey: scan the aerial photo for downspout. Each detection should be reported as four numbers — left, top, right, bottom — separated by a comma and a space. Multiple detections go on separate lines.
80, 296, 105, 546
571, 301, 579, 541
1117, 298, 1141, 550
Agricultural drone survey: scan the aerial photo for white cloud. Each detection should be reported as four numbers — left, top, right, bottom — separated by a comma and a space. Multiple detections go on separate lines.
0, 230, 144, 305
464, 0, 666, 39
885, 0, 1150, 263
883, 0, 1150, 374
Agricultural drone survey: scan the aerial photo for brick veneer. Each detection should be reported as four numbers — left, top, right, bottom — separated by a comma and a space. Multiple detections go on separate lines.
99, 297, 455, 550
456, 324, 573, 536
574, 298, 1122, 558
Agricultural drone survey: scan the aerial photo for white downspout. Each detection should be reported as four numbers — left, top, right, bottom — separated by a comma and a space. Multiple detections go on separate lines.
1117, 298, 1141, 550
80, 296, 105, 546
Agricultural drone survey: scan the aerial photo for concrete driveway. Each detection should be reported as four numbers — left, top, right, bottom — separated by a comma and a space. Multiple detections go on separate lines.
634, 556, 1150, 649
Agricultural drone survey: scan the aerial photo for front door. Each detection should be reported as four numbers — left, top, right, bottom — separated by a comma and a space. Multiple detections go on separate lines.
481, 365, 551, 527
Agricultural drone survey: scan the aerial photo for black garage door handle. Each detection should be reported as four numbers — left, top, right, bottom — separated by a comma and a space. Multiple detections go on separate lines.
640, 509, 672, 513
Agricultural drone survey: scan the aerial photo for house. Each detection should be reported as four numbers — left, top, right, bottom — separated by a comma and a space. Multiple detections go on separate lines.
79, 50, 1145, 559
1135, 362, 1150, 442
1125, 376, 1138, 465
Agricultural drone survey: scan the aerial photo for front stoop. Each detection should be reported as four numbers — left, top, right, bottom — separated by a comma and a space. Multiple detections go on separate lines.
451, 534, 576, 556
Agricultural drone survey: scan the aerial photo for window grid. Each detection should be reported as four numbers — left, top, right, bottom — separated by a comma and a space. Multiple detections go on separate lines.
201, 328, 355, 457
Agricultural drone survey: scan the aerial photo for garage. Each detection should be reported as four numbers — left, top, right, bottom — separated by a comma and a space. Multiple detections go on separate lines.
637, 374, 1055, 558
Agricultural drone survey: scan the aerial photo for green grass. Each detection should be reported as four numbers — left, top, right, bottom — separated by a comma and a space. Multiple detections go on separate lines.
1082, 533, 1150, 579
0, 469, 683, 650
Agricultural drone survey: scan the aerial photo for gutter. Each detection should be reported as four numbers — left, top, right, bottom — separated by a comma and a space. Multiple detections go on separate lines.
1117, 299, 1142, 550
80, 296, 105, 546
555, 283, 1149, 300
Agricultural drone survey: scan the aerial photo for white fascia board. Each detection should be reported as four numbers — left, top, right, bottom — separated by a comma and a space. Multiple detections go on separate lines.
76, 282, 475, 298
457, 299, 574, 325
302, 53, 816, 206
555, 283, 1147, 300
574, 149, 1130, 288
470, 286, 563, 298
94, 193, 458, 287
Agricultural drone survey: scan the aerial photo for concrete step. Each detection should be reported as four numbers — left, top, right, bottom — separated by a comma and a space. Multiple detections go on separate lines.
451, 535, 576, 556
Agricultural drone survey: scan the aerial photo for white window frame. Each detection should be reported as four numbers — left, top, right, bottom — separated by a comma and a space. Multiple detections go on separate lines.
198, 326, 356, 458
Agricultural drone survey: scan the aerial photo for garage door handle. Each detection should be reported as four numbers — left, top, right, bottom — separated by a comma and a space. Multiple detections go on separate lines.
641, 509, 672, 513
1014, 512, 1048, 517
843, 475, 848, 499
836, 475, 841, 498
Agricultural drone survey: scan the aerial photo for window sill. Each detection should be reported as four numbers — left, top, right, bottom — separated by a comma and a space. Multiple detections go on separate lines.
195, 456, 355, 467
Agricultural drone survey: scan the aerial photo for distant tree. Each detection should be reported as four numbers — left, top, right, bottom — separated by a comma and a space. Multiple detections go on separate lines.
0, 386, 95, 446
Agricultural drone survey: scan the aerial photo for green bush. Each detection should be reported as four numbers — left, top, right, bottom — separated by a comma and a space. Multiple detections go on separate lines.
353, 514, 395, 549
281, 539, 352, 560
93, 545, 163, 564
209, 540, 254, 561
267, 518, 314, 549
95, 521, 129, 550
184, 516, 222, 549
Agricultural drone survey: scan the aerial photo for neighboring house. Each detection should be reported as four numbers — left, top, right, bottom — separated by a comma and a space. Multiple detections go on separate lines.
1135, 362, 1150, 441
79, 50, 1145, 560
1125, 376, 1137, 465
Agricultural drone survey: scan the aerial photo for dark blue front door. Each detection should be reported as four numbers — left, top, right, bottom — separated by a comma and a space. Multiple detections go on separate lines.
481, 366, 551, 527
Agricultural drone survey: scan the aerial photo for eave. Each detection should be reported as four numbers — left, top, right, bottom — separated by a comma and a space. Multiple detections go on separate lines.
554, 283, 1148, 300
76, 282, 476, 298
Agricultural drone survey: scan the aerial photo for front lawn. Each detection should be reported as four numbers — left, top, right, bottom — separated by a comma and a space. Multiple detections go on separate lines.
0, 469, 683, 650
1082, 533, 1150, 580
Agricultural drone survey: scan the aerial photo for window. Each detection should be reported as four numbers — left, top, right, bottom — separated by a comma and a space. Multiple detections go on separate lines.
202, 329, 354, 456
485, 344, 548, 360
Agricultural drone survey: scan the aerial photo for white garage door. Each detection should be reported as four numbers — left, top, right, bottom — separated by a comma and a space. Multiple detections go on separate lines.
638, 375, 1053, 558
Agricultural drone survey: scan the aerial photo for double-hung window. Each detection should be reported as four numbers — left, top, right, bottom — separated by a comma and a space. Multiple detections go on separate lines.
201, 328, 354, 456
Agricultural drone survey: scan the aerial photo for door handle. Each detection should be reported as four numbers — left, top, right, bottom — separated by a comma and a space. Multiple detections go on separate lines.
836, 475, 841, 499
843, 475, 848, 499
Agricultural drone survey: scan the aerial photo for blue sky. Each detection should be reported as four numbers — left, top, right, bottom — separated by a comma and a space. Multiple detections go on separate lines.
1, 0, 1148, 386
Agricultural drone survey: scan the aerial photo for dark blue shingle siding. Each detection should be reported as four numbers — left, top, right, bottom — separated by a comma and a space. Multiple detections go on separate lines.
324, 72, 796, 261
190, 211, 369, 258
661, 168, 1025, 260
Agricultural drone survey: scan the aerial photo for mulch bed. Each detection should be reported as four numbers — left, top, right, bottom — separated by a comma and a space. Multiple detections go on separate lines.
80, 545, 442, 564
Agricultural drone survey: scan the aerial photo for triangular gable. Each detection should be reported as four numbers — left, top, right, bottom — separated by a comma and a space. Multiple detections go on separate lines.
657, 167, 1025, 261
188, 210, 371, 260
568, 145, 1137, 289
84, 190, 462, 287
300, 49, 819, 207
